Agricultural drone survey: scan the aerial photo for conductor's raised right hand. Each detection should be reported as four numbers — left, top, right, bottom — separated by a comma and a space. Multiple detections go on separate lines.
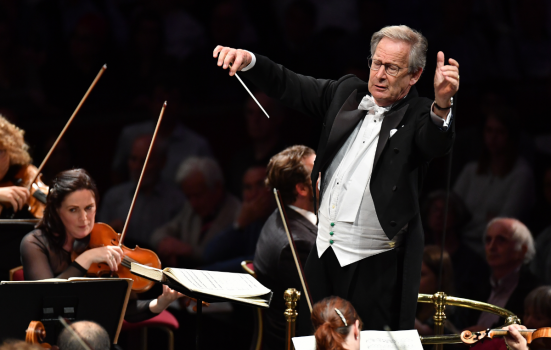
213, 45, 252, 76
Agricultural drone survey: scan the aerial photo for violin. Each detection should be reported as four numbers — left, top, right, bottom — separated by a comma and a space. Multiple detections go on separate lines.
72, 222, 161, 293
0, 164, 48, 218
26, 320, 57, 349
461, 327, 551, 348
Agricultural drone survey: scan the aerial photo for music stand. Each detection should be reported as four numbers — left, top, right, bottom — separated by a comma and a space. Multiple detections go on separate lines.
0, 278, 132, 344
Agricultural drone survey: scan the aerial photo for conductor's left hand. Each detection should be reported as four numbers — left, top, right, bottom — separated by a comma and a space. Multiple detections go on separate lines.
433, 51, 459, 108
213, 45, 252, 76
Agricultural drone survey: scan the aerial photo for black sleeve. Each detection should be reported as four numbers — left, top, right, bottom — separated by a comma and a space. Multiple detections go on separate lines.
124, 298, 157, 323
240, 54, 343, 121
413, 99, 455, 161
20, 232, 86, 280
277, 240, 313, 292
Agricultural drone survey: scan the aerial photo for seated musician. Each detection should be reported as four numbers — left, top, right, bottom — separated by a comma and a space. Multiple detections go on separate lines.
311, 296, 362, 350
20, 169, 183, 322
311, 297, 531, 350
253, 145, 317, 350
0, 115, 31, 217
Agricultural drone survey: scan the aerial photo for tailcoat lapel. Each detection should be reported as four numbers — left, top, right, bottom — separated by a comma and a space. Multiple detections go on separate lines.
373, 104, 409, 168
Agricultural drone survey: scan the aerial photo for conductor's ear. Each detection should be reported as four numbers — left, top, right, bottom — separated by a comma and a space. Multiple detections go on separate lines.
410, 68, 423, 86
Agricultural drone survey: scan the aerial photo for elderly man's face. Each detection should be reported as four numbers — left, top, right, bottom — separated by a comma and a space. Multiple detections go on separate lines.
485, 221, 526, 270
368, 37, 421, 107
181, 170, 222, 219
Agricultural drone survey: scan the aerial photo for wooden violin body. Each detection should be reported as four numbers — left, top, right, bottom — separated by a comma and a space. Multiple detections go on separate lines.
0, 164, 48, 218
461, 327, 551, 348
74, 222, 162, 293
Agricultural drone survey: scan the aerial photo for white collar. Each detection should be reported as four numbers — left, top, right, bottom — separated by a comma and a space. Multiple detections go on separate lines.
288, 205, 317, 226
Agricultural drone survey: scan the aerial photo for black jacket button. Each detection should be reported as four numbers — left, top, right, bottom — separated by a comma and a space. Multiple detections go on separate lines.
390, 221, 397, 227
392, 185, 397, 191
394, 148, 399, 153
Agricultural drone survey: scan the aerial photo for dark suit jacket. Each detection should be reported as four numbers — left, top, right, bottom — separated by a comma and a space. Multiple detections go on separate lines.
253, 207, 317, 350
462, 265, 541, 328
242, 54, 455, 329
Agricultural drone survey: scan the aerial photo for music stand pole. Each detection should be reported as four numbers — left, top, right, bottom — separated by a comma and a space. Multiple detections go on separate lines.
196, 298, 202, 350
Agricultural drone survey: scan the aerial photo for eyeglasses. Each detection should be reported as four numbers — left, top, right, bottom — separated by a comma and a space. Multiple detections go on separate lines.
368, 58, 409, 77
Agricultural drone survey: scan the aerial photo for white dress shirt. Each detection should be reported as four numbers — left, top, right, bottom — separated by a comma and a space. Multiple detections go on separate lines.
244, 52, 452, 267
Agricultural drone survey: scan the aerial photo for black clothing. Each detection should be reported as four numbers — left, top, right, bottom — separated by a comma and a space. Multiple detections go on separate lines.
301, 244, 402, 334
461, 265, 540, 328
241, 54, 454, 330
20, 229, 156, 322
254, 208, 317, 350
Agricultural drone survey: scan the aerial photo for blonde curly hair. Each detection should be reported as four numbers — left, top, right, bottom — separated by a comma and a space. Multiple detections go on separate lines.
0, 115, 31, 166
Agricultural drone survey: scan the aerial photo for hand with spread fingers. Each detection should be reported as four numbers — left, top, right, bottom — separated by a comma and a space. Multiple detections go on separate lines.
213, 45, 252, 76
433, 51, 459, 118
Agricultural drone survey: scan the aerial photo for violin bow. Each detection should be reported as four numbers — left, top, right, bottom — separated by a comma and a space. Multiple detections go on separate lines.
29, 64, 107, 188
119, 101, 167, 245
273, 188, 313, 313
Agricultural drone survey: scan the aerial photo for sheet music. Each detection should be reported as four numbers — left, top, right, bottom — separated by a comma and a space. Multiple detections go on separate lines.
166, 268, 271, 297
292, 330, 423, 350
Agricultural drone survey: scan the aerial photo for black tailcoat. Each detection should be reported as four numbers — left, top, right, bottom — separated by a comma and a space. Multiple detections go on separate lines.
241, 54, 455, 329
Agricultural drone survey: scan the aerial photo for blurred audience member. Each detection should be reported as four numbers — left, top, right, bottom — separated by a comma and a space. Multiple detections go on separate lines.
254, 145, 317, 350
530, 165, 551, 236
415, 245, 457, 336
151, 157, 240, 267
422, 190, 488, 297
531, 214, 551, 285
228, 92, 285, 197
210, 1, 258, 50
454, 109, 535, 257
466, 218, 539, 330
202, 165, 274, 272
99, 134, 184, 247
57, 320, 110, 350
111, 81, 212, 184
523, 286, 551, 329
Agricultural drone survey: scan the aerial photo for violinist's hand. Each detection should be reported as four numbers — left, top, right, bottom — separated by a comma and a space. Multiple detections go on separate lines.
433, 51, 459, 119
0, 186, 30, 212
503, 324, 528, 350
149, 285, 186, 313
213, 46, 252, 77
76, 245, 124, 272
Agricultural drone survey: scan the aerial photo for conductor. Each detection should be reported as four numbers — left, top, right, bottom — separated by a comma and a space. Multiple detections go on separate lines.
214, 25, 459, 332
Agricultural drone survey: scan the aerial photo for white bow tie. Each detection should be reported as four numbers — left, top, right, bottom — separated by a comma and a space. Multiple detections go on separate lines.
358, 94, 390, 116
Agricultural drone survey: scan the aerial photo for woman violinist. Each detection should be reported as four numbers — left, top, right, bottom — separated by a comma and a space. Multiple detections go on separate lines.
0, 115, 32, 217
20, 168, 183, 321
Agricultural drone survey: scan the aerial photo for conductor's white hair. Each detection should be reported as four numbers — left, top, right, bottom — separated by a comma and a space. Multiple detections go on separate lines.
484, 217, 535, 264
370, 25, 428, 74
175, 157, 224, 188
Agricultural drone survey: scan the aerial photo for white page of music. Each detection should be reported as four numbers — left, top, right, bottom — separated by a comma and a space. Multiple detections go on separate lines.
292, 330, 423, 350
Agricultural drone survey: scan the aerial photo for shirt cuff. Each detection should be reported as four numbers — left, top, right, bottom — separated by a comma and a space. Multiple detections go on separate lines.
71, 260, 88, 274
241, 51, 256, 72
430, 102, 452, 131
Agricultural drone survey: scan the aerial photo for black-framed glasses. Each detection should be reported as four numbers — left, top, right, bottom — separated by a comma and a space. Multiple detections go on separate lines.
368, 58, 409, 77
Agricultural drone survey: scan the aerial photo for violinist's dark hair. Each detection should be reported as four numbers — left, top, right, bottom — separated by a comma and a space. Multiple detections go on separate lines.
37, 169, 99, 252
312, 296, 363, 350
